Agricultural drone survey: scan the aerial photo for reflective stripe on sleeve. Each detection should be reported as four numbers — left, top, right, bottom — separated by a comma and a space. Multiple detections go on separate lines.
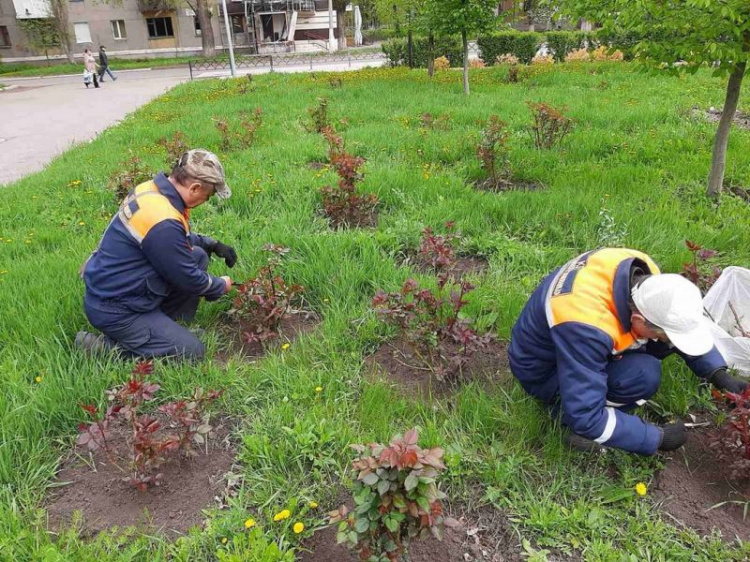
594, 407, 617, 444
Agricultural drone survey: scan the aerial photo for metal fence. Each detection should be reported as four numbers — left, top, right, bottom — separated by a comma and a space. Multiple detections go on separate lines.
188, 51, 385, 80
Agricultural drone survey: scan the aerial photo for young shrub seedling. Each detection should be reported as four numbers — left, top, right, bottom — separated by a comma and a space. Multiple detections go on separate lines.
418, 222, 460, 273
329, 428, 454, 562
527, 102, 573, 150
158, 130, 190, 167
477, 115, 512, 189
308, 97, 331, 134
213, 108, 264, 152
712, 387, 750, 480
229, 244, 305, 343
77, 361, 223, 492
108, 154, 155, 202
319, 128, 379, 229
682, 240, 721, 294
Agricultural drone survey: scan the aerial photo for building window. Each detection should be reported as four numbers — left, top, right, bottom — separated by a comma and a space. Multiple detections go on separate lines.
231, 14, 244, 34
73, 22, 91, 44
193, 16, 201, 36
111, 19, 127, 40
146, 17, 173, 38
0, 26, 10, 48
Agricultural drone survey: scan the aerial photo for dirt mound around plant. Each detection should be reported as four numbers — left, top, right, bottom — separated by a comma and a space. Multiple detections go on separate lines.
473, 178, 544, 192
399, 252, 489, 278
219, 310, 320, 361
694, 107, 750, 131
46, 419, 235, 537
653, 427, 750, 542
298, 503, 522, 562
366, 338, 510, 398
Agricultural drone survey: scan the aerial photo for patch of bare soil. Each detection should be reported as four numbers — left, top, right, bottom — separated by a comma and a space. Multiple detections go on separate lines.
46, 418, 234, 538
653, 427, 750, 542
365, 337, 510, 399
308, 161, 329, 170
695, 107, 750, 131
299, 503, 522, 562
728, 185, 750, 203
400, 252, 489, 278
219, 310, 320, 362
326, 209, 379, 230
473, 178, 544, 193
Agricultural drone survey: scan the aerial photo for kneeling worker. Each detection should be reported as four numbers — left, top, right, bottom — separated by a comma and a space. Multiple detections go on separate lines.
76, 149, 237, 360
509, 248, 748, 455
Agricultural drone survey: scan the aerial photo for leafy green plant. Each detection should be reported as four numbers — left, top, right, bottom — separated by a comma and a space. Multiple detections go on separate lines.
329, 428, 453, 562
527, 102, 573, 150
229, 244, 304, 343
308, 97, 331, 134
77, 361, 223, 491
477, 31, 543, 65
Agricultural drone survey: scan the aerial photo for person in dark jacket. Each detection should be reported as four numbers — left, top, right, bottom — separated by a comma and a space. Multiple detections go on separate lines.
509, 248, 748, 456
76, 149, 237, 360
98, 46, 117, 82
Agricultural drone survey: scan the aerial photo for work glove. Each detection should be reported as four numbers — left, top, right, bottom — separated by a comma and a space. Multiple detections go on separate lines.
709, 368, 749, 395
212, 241, 237, 268
658, 420, 687, 452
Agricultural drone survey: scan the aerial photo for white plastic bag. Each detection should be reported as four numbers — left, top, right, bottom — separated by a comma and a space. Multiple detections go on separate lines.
703, 266, 750, 375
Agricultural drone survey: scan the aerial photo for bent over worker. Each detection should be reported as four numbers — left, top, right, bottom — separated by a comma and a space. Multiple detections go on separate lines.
509, 248, 748, 455
76, 149, 237, 360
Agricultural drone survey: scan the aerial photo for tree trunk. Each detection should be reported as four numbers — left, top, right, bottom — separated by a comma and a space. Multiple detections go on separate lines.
407, 28, 413, 68
337, 9, 346, 50
197, 0, 216, 58
707, 62, 746, 198
49, 0, 74, 63
427, 33, 435, 78
462, 29, 469, 95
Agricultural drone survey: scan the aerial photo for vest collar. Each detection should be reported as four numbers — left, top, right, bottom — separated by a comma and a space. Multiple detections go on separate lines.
613, 257, 655, 335
154, 172, 187, 214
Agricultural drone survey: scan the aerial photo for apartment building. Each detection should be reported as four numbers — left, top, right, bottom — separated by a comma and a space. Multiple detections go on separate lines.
0, 0, 339, 62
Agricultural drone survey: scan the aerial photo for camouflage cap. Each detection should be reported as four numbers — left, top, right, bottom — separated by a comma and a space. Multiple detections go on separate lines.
178, 148, 231, 200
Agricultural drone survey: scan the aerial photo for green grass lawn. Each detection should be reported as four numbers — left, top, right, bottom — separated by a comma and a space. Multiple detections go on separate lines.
1, 62, 750, 560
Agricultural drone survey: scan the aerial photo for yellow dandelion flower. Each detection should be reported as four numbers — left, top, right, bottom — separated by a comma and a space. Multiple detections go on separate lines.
309, 501, 318, 509
281, 343, 291, 351
78, 221, 86, 226
293, 522, 305, 534
35, 376, 42, 383
315, 386, 323, 393
273, 509, 291, 521
635, 483, 647, 496
244, 518, 256, 528
221, 537, 228, 544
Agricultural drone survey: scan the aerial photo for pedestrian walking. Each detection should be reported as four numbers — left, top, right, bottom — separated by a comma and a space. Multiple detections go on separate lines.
98, 46, 117, 82
83, 48, 99, 89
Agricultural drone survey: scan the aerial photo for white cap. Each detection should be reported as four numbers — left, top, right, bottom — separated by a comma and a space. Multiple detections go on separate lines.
631, 274, 714, 356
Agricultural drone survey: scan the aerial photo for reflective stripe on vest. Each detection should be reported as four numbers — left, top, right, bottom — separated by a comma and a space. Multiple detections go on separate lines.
117, 181, 189, 244
543, 249, 661, 353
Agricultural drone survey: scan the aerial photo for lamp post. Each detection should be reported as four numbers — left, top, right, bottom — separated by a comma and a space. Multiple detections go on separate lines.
221, 0, 237, 76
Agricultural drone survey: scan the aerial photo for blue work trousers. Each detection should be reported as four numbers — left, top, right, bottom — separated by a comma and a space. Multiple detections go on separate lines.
83, 247, 209, 360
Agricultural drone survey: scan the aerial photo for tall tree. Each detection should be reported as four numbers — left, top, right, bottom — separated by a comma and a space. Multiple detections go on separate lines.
189, 0, 215, 58
333, 0, 348, 49
560, 0, 750, 198
424, 0, 497, 95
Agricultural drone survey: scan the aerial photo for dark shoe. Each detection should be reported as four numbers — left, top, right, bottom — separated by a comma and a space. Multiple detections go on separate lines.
75, 331, 111, 354
113, 77, 118, 81
565, 432, 604, 453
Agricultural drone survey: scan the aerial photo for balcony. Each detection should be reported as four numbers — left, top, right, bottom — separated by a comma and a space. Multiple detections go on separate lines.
137, 0, 171, 13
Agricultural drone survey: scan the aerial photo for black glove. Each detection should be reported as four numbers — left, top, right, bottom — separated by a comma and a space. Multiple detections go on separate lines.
709, 368, 748, 395
212, 241, 237, 268
658, 420, 687, 451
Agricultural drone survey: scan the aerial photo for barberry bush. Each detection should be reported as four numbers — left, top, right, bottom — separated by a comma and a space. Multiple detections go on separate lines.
77, 361, 223, 491
308, 97, 331, 134
711, 387, 750, 480
477, 115, 512, 189
682, 240, 721, 294
319, 128, 379, 229
213, 108, 263, 151
417, 222, 460, 273
158, 130, 190, 167
329, 428, 454, 562
108, 154, 155, 202
228, 244, 304, 343
527, 102, 573, 150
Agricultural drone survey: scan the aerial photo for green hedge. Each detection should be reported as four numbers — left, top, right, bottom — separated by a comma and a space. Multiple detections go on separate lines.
382, 36, 464, 68
476, 32, 543, 65
545, 31, 590, 62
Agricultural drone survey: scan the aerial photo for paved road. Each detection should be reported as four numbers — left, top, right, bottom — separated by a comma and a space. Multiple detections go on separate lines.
0, 57, 385, 186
